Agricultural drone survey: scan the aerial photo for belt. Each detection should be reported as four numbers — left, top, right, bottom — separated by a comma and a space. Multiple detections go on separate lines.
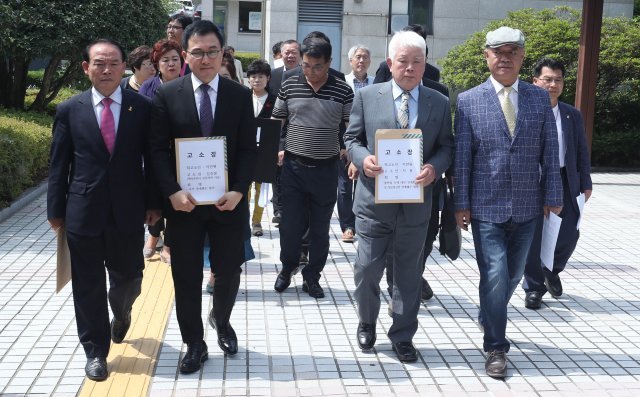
285, 151, 338, 167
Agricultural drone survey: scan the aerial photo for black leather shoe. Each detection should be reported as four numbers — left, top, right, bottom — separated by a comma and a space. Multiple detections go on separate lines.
274, 270, 292, 292
110, 311, 131, 344
85, 357, 108, 381
544, 269, 563, 298
179, 340, 208, 374
299, 252, 309, 265
524, 291, 544, 310
357, 322, 376, 350
392, 341, 417, 362
272, 214, 281, 224
302, 279, 325, 298
208, 311, 238, 355
485, 350, 507, 378
421, 278, 434, 300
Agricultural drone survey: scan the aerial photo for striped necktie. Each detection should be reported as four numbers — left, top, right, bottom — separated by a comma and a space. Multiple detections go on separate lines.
398, 90, 409, 129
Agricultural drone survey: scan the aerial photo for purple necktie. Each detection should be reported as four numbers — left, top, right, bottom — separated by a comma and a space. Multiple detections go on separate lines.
200, 84, 213, 136
100, 97, 116, 154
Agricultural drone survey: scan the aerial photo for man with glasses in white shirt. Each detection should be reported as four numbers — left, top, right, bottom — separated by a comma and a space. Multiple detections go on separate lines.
522, 57, 593, 310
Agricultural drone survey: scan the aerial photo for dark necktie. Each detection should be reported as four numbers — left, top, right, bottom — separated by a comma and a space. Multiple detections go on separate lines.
199, 84, 213, 136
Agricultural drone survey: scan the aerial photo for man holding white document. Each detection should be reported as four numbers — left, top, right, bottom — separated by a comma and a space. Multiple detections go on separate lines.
149, 20, 256, 373
344, 31, 453, 362
522, 57, 593, 310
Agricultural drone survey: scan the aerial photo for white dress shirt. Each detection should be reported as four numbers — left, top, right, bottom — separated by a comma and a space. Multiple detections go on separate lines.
192, 73, 219, 122
92, 86, 122, 135
552, 104, 566, 167
391, 80, 419, 129
490, 76, 519, 118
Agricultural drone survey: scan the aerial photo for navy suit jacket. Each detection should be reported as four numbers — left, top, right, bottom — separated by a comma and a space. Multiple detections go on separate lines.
148, 74, 257, 222
453, 79, 563, 223
47, 89, 158, 236
558, 101, 593, 212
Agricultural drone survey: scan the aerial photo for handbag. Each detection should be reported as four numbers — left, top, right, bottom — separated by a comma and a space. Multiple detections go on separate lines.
438, 181, 462, 260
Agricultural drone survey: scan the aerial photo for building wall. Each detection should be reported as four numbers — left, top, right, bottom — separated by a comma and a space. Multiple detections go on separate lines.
211, 0, 634, 76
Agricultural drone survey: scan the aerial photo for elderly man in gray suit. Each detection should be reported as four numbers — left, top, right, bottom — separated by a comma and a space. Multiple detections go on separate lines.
344, 31, 453, 362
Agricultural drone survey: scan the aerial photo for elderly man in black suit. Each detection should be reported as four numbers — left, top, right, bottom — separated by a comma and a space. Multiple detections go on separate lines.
47, 38, 161, 381
149, 20, 257, 374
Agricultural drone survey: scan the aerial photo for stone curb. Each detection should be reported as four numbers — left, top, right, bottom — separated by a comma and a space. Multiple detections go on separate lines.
0, 181, 47, 224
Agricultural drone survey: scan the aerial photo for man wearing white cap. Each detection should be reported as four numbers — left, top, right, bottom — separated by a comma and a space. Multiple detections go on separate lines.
453, 26, 563, 378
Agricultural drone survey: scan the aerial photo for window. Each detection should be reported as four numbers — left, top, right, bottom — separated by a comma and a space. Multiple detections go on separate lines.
409, 0, 434, 35
238, 1, 261, 33
389, 0, 434, 36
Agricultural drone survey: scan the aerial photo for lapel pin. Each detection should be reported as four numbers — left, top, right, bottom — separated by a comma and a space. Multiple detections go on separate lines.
128, 106, 133, 112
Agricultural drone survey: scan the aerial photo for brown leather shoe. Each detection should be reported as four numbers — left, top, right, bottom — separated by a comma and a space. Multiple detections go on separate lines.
485, 350, 507, 378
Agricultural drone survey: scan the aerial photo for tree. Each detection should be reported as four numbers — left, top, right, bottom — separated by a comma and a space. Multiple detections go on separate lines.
0, 0, 167, 110
441, 7, 640, 166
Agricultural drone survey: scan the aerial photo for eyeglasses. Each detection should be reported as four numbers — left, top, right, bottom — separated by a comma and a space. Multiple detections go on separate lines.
141, 61, 155, 68
186, 49, 221, 59
539, 77, 564, 84
166, 24, 183, 30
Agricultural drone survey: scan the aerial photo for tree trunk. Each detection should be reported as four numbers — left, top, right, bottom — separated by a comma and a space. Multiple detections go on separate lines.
28, 55, 61, 112
0, 56, 9, 107
8, 55, 29, 109
46, 62, 83, 105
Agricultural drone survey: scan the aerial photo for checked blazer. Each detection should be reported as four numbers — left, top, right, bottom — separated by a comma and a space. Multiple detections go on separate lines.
453, 78, 563, 223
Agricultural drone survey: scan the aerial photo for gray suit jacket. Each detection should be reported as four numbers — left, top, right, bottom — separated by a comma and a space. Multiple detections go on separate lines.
344, 81, 453, 224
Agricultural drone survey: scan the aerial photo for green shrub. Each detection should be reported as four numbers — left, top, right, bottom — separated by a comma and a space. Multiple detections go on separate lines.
235, 52, 261, 72
592, 129, 640, 167
0, 108, 53, 208
440, 7, 640, 167
24, 87, 80, 116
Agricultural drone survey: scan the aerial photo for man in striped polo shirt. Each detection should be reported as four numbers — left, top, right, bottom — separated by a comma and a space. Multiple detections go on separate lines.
272, 38, 354, 299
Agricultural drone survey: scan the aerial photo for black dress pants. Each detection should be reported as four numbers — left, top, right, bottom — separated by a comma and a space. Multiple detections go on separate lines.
167, 204, 246, 343
66, 222, 144, 358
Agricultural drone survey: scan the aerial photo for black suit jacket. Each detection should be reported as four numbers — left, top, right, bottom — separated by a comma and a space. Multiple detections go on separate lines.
374, 60, 441, 84
558, 101, 593, 212
47, 89, 158, 236
257, 92, 277, 119
149, 74, 257, 221
268, 66, 285, 97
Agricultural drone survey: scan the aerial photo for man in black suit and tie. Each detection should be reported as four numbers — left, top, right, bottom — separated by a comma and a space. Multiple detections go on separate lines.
523, 57, 593, 309
149, 20, 257, 374
47, 38, 161, 381
268, 39, 301, 225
